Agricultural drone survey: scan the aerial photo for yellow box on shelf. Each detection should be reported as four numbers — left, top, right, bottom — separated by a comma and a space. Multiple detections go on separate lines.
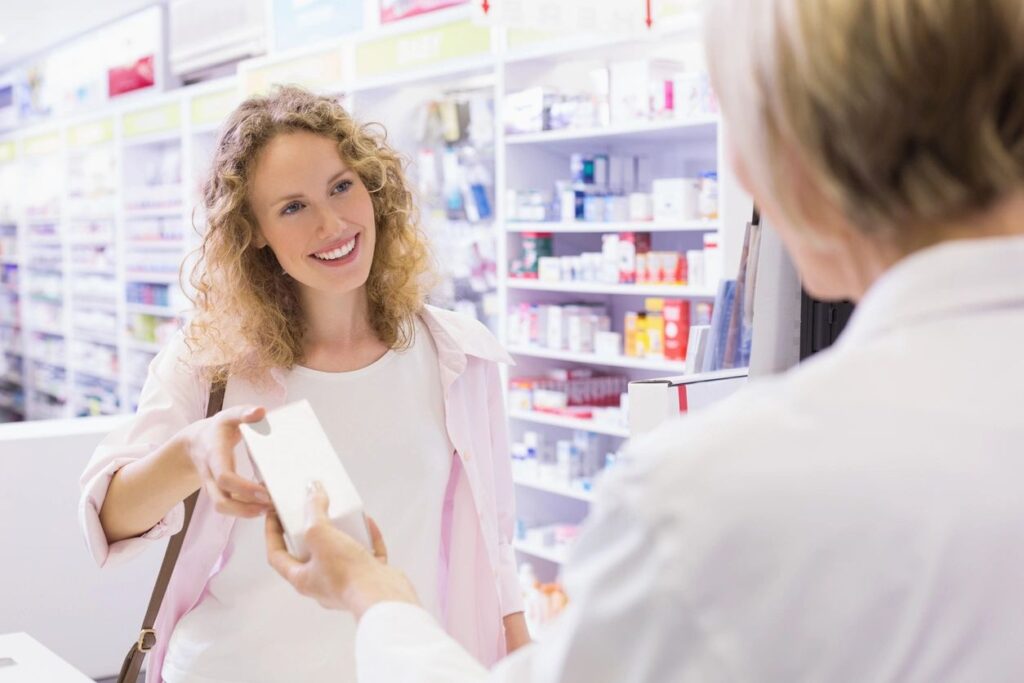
123, 103, 182, 139
191, 88, 239, 128
68, 119, 114, 148
355, 19, 491, 80
23, 131, 61, 157
241, 48, 346, 97
0, 140, 16, 163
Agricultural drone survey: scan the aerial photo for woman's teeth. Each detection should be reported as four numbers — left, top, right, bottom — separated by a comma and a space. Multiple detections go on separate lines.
314, 238, 356, 261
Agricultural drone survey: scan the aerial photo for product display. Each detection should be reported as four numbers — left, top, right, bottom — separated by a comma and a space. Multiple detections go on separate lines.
509, 368, 629, 429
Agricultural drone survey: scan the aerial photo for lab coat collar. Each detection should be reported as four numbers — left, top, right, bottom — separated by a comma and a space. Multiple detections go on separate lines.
840, 235, 1024, 346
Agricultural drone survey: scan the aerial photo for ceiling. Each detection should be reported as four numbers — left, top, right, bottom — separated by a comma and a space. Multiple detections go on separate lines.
0, 0, 164, 71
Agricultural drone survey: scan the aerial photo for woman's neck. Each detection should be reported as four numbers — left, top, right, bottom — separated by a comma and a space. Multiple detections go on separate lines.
299, 286, 389, 372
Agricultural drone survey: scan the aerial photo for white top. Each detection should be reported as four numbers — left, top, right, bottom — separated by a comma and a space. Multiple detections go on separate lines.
164, 318, 452, 683
355, 235, 1024, 682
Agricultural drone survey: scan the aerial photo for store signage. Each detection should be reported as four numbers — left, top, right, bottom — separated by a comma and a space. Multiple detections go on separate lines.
355, 19, 490, 79
191, 88, 238, 128
0, 141, 15, 163
272, 0, 363, 53
68, 119, 114, 147
380, 0, 468, 24
108, 55, 157, 98
23, 132, 61, 157
123, 103, 181, 138
242, 49, 346, 96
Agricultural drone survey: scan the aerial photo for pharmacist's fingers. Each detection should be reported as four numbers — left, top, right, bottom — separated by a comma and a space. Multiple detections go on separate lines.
204, 473, 266, 518
366, 516, 388, 564
304, 481, 331, 527
266, 512, 307, 583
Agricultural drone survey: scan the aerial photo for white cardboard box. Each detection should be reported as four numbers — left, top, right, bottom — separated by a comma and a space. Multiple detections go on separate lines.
0, 633, 93, 683
240, 399, 371, 560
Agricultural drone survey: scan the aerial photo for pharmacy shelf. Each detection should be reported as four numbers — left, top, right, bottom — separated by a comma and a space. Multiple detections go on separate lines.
514, 473, 594, 503
125, 272, 180, 284
68, 235, 114, 246
507, 279, 717, 298
1, 257, 20, 265
508, 408, 630, 438
1, 372, 23, 385
74, 328, 118, 345
505, 117, 718, 148
508, 346, 688, 373
74, 367, 120, 383
505, 220, 719, 233
126, 339, 165, 354
125, 239, 186, 249
513, 538, 568, 565
124, 207, 185, 219
125, 303, 181, 316
29, 237, 62, 246
30, 325, 66, 337
71, 267, 115, 277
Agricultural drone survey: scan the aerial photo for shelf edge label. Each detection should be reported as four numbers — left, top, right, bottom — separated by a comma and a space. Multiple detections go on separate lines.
69, 119, 114, 147
355, 19, 491, 80
241, 48, 346, 97
23, 132, 62, 157
123, 103, 182, 138
191, 88, 239, 128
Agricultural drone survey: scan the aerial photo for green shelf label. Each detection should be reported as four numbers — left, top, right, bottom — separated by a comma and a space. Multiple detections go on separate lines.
123, 103, 182, 138
191, 88, 239, 128
0, 141, 15, 163
507, 28, 560, 50
356, 19, 491, 80
69, 119, 114, 147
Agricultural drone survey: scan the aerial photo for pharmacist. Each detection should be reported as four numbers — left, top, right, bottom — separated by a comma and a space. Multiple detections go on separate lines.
266, 0, 1024, 680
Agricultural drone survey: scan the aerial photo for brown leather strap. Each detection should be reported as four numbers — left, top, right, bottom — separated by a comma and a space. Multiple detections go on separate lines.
117, 381, 226, 683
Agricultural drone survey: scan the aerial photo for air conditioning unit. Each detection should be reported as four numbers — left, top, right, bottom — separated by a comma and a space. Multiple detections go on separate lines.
169, 0, 267, 78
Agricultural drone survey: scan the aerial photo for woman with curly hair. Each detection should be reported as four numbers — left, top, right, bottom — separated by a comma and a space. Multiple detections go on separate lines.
79, 85, 528, 683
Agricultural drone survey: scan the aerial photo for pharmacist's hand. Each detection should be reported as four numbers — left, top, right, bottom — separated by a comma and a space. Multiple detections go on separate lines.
265, 482, 420, 618
182, 404, 271, 518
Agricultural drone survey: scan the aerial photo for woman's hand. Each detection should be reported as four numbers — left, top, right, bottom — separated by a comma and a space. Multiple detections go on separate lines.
181, 404, 272, 518
265, 482, 420, 618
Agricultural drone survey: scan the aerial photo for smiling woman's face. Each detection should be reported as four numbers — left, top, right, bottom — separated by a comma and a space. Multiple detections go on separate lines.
248, 130, 377, 300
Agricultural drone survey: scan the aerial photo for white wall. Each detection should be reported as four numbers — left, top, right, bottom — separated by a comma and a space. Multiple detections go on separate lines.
0, 416, 165, 679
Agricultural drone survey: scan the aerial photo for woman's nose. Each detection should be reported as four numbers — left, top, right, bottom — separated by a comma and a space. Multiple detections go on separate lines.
315, 205, 345, 237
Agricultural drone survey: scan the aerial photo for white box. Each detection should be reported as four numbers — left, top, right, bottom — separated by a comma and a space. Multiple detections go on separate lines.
652, 177, 699, 222
0, 633, 93, 682
241, 400, 371, 560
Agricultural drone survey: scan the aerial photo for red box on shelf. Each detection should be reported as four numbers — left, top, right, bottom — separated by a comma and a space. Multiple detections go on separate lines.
662, 300, 690, 361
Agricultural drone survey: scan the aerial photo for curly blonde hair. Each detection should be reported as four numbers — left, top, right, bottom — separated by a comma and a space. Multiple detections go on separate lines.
185, 85, 432, 382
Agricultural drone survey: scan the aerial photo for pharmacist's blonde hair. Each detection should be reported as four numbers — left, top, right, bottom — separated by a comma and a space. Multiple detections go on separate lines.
705, 0, 1024, 244
185, 85, 431, 382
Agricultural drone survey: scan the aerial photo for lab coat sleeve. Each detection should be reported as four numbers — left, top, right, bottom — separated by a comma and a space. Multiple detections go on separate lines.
78, 331, 208, 567
356, 438, 691, 683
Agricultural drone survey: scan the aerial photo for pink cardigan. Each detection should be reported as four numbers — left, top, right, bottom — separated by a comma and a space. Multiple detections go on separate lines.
78, 306, 523, 682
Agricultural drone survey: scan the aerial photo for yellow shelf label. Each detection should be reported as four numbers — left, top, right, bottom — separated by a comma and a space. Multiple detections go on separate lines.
23, 132, 62, 157
242, 48, 346, 96
0, 141, 16, 163
191, 88, 239, 128
356, 19, 491, 80
507, 28, 561, 49
69, 119, 114, 147
123, 103, 182, 138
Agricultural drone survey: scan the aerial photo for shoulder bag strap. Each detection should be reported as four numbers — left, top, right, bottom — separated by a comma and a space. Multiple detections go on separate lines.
116, 380, 226, 683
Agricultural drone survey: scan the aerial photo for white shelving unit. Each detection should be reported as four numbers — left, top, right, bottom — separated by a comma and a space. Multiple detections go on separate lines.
505, 220, 719, 233
508, 409, 630, 439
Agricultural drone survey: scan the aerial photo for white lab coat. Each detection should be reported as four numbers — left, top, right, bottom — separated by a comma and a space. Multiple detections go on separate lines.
355, 235, 1024, 683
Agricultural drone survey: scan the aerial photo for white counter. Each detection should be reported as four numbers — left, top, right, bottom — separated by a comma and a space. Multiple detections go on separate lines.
0, 416, 165, 679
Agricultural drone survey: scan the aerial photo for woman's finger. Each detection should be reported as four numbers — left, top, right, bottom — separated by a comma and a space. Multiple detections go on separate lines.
217, 471, 271, 505
216, 404, 266, 427
366, 516, 388, 563
305, 481, 331, 526
204, 478, 266, 518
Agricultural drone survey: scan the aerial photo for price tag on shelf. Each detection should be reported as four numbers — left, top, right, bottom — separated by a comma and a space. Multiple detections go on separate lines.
23, 132, 62, 157
123, 103, 182, 139
355, 19, 491, 80
191, 88, 239, 128
68, 119, 114, 148
241, 48, 347, 97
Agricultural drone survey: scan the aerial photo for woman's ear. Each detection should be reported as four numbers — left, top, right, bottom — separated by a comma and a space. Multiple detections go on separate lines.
253, 231, 268, 249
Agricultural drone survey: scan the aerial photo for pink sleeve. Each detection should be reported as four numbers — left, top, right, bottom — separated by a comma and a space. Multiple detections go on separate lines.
78, 332, 208, 568
485, 361, 525, 617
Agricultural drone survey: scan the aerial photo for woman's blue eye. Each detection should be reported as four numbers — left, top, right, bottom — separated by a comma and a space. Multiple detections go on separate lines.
332, 180, 353, 195
282, 201, 303, 215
